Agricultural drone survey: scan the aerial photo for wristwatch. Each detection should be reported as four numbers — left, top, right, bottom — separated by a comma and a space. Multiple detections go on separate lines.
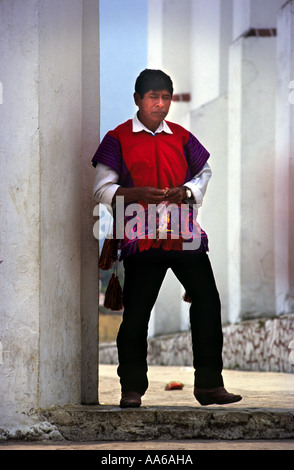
184, 187, 193, 200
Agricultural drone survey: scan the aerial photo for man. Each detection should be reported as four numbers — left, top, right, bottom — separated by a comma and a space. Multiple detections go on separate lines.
92, 69, 242, 408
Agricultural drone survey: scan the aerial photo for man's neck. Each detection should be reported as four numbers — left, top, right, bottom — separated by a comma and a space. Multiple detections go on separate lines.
137, 112, 162, 133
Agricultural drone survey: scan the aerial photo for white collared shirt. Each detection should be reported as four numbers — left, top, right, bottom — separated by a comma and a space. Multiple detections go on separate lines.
132, 112, 173, 135
93, 115, 212, 208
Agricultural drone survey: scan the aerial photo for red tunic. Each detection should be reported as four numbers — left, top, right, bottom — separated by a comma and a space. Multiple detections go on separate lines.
92, 119, 210, 258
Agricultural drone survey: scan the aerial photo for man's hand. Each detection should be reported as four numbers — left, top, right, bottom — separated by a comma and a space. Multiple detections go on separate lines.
114, 186, 187, 205
136, 186, 167, 204
164, 187, 186, 204
114, 186, 166, 204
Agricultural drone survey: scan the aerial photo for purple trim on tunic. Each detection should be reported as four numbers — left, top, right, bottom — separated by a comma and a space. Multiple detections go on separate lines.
183, 133, 210, 177
92, 133, 134, 187
92, 134, 122, 174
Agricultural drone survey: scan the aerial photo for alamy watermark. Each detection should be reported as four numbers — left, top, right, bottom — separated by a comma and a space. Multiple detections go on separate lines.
93, 196, 201, 251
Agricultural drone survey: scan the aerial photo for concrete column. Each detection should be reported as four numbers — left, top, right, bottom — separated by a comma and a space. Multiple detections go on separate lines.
191, 0, 221, 109
148, 0, 164, 69
38, 0, 84, 408
148, 0, 192, 126
0, 0, 41, 430
190, 94, 229, 323
227, 35, 276, 322
190, 0, 233, 109
274, 0, 294, 315
148, 0, 191, 91
232, 0, 285, 40
0, 0, 100, 432
81, 0, 100, 405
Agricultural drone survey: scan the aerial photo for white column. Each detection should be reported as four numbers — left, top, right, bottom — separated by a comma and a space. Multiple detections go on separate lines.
0, 0, 41, 429
148, 0, 164, 69
191, 0, 222, 109
227, 35, 276, 322
148, 0, 192, 126
232, 0, 285, 40
148, 0, 191, 91
190, 0, 233, 110
190, 94, 230, 323
0, 0, 100, 431
81, 0, 100, 406
38, 0, 84, 408
38, 0, 100, 408
275, 0, 294, 315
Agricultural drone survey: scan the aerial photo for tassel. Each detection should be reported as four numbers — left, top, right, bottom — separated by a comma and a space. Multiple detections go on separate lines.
104, 273, 123, 311
183, 291, 192, 303
98, 237, 118, 270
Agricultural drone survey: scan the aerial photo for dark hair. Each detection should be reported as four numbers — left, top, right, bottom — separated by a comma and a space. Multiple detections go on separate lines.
135, 69, 173, 98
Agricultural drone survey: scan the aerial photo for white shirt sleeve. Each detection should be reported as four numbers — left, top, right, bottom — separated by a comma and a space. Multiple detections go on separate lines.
184, 162, 212, 208
93, 161, 212, 208
93, 163, 120, 207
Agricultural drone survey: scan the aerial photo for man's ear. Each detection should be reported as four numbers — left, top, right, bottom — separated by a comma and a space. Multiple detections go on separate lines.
134, 92, 140, 106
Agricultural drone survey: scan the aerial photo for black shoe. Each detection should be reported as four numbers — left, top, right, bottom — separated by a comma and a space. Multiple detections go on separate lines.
194, 386, 242, 406
120, 391, 142, 408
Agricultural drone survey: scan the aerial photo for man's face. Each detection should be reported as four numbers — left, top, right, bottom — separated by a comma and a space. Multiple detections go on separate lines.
134, 89, 172, 132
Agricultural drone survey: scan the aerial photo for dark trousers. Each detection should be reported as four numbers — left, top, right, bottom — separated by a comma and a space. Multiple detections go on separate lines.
116, 248, 224, 395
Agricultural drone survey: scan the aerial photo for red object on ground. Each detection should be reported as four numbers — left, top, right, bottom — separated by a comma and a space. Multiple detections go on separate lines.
165, 381, 184, 391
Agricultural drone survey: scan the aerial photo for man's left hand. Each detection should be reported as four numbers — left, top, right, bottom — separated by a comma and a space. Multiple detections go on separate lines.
164, 187, 186, 204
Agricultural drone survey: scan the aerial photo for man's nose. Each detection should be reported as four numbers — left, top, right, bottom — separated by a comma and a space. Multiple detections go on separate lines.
156, 98, 164, 107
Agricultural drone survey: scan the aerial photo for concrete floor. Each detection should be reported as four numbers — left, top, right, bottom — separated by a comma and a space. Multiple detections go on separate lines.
1, 365, 294, 451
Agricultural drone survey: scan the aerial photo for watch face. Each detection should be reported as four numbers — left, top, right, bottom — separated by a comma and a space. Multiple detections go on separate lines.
186, 188, 192, 199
